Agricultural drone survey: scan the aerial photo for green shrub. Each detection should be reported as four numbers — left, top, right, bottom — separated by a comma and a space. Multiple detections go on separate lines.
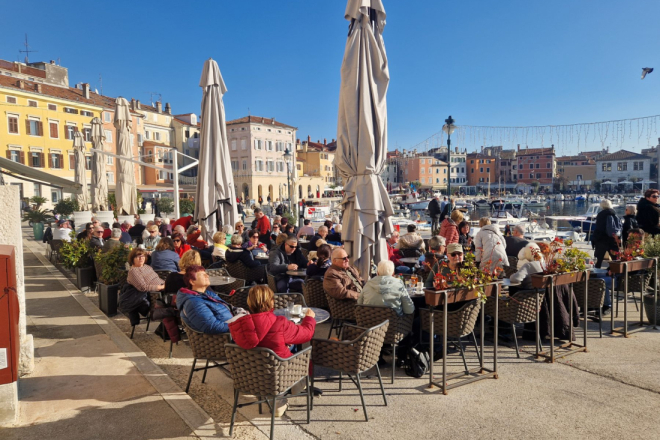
60, 237, 96, 269
95, 244, 130, 285
158, 198, 175, 215
644, 235, 660, 259
179, 199, 195, 216
54, 198, 79, 217
30, 196, 48, 208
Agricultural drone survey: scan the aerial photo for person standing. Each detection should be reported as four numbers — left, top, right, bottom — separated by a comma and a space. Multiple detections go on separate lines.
592, 199, 622, 268
254, 208, 272, 248
636, 189, 660, 236
428, 195, 442, 233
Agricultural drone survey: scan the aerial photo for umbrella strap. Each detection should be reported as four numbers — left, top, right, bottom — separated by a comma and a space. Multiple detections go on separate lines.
199, 198, 232, 222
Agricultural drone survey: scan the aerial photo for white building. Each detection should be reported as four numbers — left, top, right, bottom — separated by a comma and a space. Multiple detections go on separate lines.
595, 149, 652, 184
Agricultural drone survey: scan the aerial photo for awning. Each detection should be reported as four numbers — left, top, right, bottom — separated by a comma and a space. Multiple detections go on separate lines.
0, 156, 82, 193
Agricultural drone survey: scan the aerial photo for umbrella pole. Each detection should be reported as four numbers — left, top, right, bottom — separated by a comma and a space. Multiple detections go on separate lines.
173, 151, 180, 218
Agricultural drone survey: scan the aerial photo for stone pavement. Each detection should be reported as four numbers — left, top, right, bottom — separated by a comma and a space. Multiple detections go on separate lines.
4, 230, 660, 439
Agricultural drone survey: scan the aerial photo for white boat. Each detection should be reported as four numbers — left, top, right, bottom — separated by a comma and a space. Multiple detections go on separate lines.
489, 210, 529, 230
555, 194, 565, 201
545, 203, 619, 233
524, 197, 547, 208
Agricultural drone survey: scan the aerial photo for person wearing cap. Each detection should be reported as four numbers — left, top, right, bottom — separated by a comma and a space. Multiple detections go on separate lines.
424, 243, 465, 289
144, 224, 162, 252
53, 219, 74, 242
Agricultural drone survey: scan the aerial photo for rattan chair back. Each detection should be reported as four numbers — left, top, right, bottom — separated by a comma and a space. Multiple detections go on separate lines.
485, 290, 545, 324
274, 292, 307, 309
183, 322, 232, 361
225, 343, 311, 397
399, 248, 422, 258
355, 304, 413, 345
50, 239, 64, 260
267, 272, 279, 293
420, 300, 481, 338
326, 295, 357, 321
302, 278, 329, 310
504, 256, 518, 278
154, 270, 172, 281
572, 278, 605, 309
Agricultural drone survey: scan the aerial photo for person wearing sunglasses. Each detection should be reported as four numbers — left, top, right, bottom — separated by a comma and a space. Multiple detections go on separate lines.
89, 226, 105, 250
268, 236, 308, 293
423, 243, 466, 289
324, 248, 364, 300
171, 232, 192, 258
243, 229, 268, 256
636, 188, 660, 236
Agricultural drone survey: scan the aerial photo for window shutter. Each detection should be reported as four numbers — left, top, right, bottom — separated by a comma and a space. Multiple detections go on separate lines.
37, 121, 44, 136
48, 154, 53, 168
25, 119, 31, 135
39, 153, 45, 168
58, 154, 64, 169
74, 126, 79, 132
50, 122, 58, 138
19, 151, 25, 164
70, 154, 75, 169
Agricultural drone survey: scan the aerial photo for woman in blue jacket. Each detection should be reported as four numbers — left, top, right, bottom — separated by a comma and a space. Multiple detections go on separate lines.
150, 237, 180, 272
176, 265, 233, 334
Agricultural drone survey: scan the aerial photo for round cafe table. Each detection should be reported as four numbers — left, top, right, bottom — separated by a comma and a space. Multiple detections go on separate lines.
274, 307, 330, 324
398, 257, 420, 268
208, 275, 236, 286
287, 270, 307, 277
254, 255, 270, 265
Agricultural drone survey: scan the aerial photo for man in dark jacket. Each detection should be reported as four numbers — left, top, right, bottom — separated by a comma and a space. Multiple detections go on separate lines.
505, 225, 530, 258
592, 199, 621, 268
268, 236, 308, 292
636, 189, 660, 236
428, 195, 442, 233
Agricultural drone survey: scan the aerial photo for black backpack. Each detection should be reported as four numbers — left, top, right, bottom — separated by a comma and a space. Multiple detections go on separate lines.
404, 345, 430, 378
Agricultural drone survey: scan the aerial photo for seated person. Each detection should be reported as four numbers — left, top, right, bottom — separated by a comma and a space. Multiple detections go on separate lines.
510, 243, 544, 292
101, 222, 112, 240
386, 231, 412, 274
52, 219, 73, 242
242, 229, 268, 256
150, 237, 180, 272
128, 219, 146, 242
222, 224, 234, 246
398, 224, 426, 253
102, 228, 124, 253
284, 224, 296, 236
310, 226, 329, 252
326, 224, 342, 244
306, 244, 332, 278
77, 222, 93, 241
89, 226, 105, 250
359, 260, 414, 316
186, 224, 208, 249
417, 252, 439, 284
505, 225, 530, 258
226, 235, 263, 268
113, 221, 133, 244
121, 248, 165, 328
165, 249, 201, 296
144, 224, 161, 252
297, 219, 315, 238
269, 235, 308, 292
270, 223, 282, 242
212, 231, 229, 260
324, 248, 364, 300
172, 232, 192, 258
424, 243, 464, 289
176, 265, 234, 334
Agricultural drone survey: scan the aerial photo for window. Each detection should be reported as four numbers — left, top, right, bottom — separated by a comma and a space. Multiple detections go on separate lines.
602, 162, 612, 172
154, 132, 160, 141
547, 173, 552, 178
9, 150, 22, 163
480, 167, 483, 173
267, 160, 274, 172
51, 188, 61, 203
254, 139, 262, 150
421, 177, 425, 184
81, 110, 93, 117
535, 163, 540, 169
241, 139, 246, 150
546, 163, 551, 168
49, 121, 58, 138
519, 173, 523, 179
50, 153, 62, 169
69, 154, 75, 169
530, 173, 534, 178
137, 134, 143, 144
26, 119, 43, 136
266, 141, 273, 151
536, 173, 541, 179
6, 96, 16, 104
486, 167, 490, 173
83, 127, 92, 142
8, 115, 19, 134
85, 156, 92, 170
617, 162, 627, 171
421, 168, 425, 174
64, 107, 79, 114
145, 130, 150, 140
33, 183, 41, 197
421, 159, 425, 164
28, 100, 37, 107
255, 159, 264, 172
104, 129, 112, 143
104, 112, 111, 122
231, 139, 237, 150
106, 155, 113, 165
65, 125, 76, 140
31, 152, 43, 168
106, 172, 114, 184
242, 159, 247, 170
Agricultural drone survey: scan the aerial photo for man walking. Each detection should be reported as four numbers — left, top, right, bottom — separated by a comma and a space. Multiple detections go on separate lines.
592, 199, 621, 268
428, 194, 442, 233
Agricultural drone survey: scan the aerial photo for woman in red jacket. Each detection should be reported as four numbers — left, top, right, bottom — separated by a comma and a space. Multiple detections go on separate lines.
439, 209, 463, 245
171, 232, 192, 257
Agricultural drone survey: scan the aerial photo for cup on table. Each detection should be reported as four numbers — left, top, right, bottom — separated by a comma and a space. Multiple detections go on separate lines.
417, 282, 423, 293
292, 304, 302, 315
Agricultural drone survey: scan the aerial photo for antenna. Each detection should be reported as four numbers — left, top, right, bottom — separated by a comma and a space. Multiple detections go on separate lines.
149, 92, 162, 106
247, 107, 250, 116
19, 34, 37, 64
99, 74, 103, 95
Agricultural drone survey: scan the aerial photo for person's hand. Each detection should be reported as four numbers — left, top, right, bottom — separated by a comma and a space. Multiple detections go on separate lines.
305, 308, 316, 318
288, 264, 298, 270
158, 284, 165, 291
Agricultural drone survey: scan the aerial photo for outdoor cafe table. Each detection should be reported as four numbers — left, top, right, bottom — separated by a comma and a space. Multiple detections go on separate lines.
423, 282, 501, 395
254, 254, 270, 265
398, 257, 419, 268
274, 307, 330, 324
607, 258, 658, 337
287, 270, 307, 277
208, 275, 237, 286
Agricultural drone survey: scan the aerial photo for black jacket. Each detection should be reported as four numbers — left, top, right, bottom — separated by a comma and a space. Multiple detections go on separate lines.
428, 198, 442, 217
636, 197, 660, 235
622, 214, 639, 244
225, 246, 261, 268
268, 243, 309, 280
309, 233, 324, 251
593, 208, 618, 242
505, 236, 529, 258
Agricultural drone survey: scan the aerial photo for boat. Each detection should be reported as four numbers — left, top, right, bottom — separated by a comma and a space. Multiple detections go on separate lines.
489, 210, 529, 230
575, 194, 587, 202
524, 197, 547, 208
555, 194, 565, 201
473, 199, 491, 208
545, 203, 619, 233
490, 198, 524, 211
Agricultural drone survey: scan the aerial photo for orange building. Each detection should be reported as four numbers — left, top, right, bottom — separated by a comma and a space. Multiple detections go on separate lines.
466, 153, 497, 187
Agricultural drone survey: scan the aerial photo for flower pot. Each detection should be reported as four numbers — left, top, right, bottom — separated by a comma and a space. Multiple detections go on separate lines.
94, 210, 115, 226
424, 283, 498, 307
76, 266, 96, 292
140, 213, 155, 223
608, 259, 655, 274
643, 294, 660, 325
73, 211, 93, 233
98, 283, 119, 316
531, 271, 589, 288
32, 222, 44, 241
118, 215, 135, 226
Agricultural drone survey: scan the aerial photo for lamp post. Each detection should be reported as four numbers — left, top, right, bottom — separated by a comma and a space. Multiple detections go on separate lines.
283, 147, 294, 215
442, 115, 456, 197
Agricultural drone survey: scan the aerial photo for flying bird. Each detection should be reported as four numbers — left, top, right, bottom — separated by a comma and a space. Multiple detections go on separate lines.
641, 67, 654, 79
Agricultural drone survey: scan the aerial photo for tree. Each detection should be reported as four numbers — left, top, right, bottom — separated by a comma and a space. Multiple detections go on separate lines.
531, 181, 540, 194
158, 198, 175, 215
179, 199, 195, 215
30, 195, 48, 209
54, 198, 79, 217
593, 179, 602, 192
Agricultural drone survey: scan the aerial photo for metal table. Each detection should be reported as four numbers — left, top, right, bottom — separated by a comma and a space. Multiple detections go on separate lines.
208, 275, 237, 286
254, 255, 270, 265
608, 258, 658, 336
424, 283, 500, 395
274, 307, 330, 324
287, 270, 307, 277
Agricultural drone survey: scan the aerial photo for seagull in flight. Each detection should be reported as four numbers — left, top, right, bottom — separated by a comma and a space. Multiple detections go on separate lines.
641, 67, 654, 79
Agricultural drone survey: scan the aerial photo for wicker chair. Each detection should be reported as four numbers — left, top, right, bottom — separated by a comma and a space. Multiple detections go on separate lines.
129, 290, 159, 339
485, 290, 546, 357
215, 286, 251, 310
311, 321, 389, 421
419, 300, 482, 373
325, 294, 357, 338
212, 278, 246, 296
616, 271, 652, 314
399, 248, 422, 259
48, 239, 64, 263
273, 292, 307, 310
355, 304, 414, 383
267, 272, 280, 293
154, 270, 172, 281
301, 247, 309, 259
183, 322, 232, 393
504, 256, 518, 278
303, 278, 329, 310
573, 278, 606, 338
226, 260, 266, 285
226, 344, 312, 440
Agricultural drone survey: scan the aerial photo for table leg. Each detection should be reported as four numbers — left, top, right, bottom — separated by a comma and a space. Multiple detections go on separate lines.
583, 276, 588, 350
550, 279, 555, 362
494, 284, 499, 377
480, 296, 485, 373
535, 289, 540, 358
624, 264, 629, 337
655, 259, 658, 330
428, 305, 434, 388
442, 292, 448, 395
610, 276, 615, 334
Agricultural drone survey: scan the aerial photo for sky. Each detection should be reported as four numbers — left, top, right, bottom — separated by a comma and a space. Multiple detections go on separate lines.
2, 0, 660, 154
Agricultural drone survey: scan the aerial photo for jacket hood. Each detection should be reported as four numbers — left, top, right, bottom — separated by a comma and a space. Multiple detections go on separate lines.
228, 312, 277, 349
176, 287, 223, 310
482, 224, 502, 234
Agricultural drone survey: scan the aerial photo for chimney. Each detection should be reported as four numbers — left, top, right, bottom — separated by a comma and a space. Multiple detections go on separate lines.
307, 135, 311, 143
156, 101, 162, 113
332, 138, 335, 143
82, 83, 90, 99
481, 146, 484, 153
164, 102, 172, 114
50, 60, 55, 65
324, 138, 327, 145
136, 99, 141, 109
455, 146, 458, 153
17, 80, 24, 89
517, 144, 520, 151
130, 98, 136, 110
271, 118, 275, 124
35, 84, 42, 93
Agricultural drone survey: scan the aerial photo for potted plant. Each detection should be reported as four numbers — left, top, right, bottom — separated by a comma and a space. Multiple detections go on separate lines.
179, 198, 195, 217
94, 244, 130, 316
59, 236, 97, 291
609, 233, 654, 273
426, 253, 500, 306
30, 195, 48, 209
530, 238, 590, 288
54, 198, 79, 219
642, 234, 660, 324
22, 208, 53, 241
158, 197, 175, 217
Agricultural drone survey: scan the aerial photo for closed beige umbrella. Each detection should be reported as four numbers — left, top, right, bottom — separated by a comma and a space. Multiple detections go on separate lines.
90, 117, 108, 211
335, 0, 394, 278
114, 97, 137, 215
194, 58, 238, 242
72, 130, 89, 210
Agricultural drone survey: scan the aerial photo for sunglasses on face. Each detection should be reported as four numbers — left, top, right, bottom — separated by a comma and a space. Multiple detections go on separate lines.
287, 243, 297, 248
651, 195, 659, 199
334, 256, 350, 261
252, 235, 259, 238
135, 255, 146, 259
450, 252, 463, 257
173, 239, 181, 243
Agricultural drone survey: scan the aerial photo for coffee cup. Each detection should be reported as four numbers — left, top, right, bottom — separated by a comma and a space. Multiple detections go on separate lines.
292, 304, 302, 315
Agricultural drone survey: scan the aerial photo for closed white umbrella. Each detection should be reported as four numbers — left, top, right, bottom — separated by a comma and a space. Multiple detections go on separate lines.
90, 117, 108, 211
114, 97, 137, 215
335, 0, 395, 278
194, 58, 238, 242
73, 131, 89, 210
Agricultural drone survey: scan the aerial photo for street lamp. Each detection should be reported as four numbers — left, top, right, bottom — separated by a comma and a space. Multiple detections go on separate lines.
442, 115, 456, 197
283, 147, 294, 215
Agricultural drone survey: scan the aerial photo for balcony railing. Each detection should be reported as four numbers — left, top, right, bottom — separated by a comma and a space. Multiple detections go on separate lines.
179, 175, 197, 185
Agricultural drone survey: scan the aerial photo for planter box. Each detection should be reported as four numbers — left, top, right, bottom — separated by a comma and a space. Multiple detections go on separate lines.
608, 259, 655, 274
531, 271, 589, 288
73, 211, 93, 233
76, 266, 96, 292
98, 283, 119, 316
643, 294, 660, 325
424, 283, 498, 307
32, 222, 44, 241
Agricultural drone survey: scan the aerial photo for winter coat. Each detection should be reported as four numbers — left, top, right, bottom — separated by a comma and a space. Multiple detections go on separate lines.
306, 258, 331, 278
358, 275, 415, 316
398, 232, 426, 251
636, 197, 660, 236
226, 245, 262, 268
323, 265, 364, 300
229, 311, 316, 359
177, 288, 234, 334
474, 224, 509, 272
186, 230, 207, 249
505, 236, 529, 258
439, 218, 460, 245
387, 241, 403, 266
143, 235, 161, 252
428, 198, 442, 218
174, 243, 192, 258
268, 243, 308, 281
101, 239, 123, 254
309, 233, 326, 251
150, 249, 180, 272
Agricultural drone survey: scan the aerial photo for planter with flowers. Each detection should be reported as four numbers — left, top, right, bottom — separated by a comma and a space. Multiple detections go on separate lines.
530, 238, 590, 288
609, 232, 654, 274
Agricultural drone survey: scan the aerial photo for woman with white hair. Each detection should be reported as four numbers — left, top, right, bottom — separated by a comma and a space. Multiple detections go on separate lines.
592, 199, 622, 268
358, 260, 414, 316
510, 242, 544, 292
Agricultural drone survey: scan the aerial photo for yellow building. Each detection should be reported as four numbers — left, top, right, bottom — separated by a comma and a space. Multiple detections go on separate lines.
0, 76, 103, 208
296, 137, 337, 186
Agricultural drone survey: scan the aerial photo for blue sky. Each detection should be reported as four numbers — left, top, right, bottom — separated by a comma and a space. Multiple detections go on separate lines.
2, 0, 659, 154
